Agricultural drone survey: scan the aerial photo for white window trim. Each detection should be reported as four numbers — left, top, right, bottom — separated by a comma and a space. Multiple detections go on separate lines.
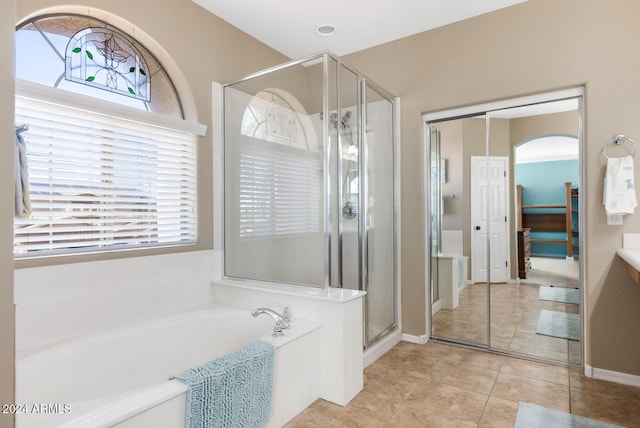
16, 79, 207, 136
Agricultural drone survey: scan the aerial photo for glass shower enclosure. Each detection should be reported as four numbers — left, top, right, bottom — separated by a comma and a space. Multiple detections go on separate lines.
223, 52, 397, 349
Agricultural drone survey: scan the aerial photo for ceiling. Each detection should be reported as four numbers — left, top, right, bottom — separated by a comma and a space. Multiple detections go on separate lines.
191, 0, 527, 59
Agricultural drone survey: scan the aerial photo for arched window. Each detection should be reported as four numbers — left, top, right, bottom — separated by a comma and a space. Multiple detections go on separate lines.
14, 14, 205, 258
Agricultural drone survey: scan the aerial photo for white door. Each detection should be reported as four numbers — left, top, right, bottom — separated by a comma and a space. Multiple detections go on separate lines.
470, 156, 509, 283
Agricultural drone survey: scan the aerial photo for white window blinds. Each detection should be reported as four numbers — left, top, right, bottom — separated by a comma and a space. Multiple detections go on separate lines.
239, 141, 322, 238
14, 93, 198, 257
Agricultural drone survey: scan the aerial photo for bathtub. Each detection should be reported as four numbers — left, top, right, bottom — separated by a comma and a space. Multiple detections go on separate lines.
15, 303, 321, 428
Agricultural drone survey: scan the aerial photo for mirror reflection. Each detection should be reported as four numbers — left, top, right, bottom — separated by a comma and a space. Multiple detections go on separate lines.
429, 97, 582, 366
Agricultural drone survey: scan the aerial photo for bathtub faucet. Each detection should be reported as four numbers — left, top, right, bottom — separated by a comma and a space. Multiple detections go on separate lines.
251, 307, 290, 337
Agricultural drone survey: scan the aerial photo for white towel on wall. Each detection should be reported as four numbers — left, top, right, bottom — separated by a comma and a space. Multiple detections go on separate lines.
14, 131, 31, 218
604, 155, 637, 215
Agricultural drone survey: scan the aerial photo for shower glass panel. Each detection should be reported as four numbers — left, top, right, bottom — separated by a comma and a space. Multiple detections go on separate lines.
224, 56, 326, 287
223, 52, 397, 349
337, 64, 360, 291
363, 82, 396, 345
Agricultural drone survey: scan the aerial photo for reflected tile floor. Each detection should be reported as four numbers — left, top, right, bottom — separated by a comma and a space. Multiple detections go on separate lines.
432, 256, 582, 365
284, 342, 640, 427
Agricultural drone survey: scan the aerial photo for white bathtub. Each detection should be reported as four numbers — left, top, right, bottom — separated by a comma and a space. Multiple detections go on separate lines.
15, 303, 321, 428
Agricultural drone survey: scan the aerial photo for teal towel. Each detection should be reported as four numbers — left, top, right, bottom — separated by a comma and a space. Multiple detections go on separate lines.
172, 339, 275, 428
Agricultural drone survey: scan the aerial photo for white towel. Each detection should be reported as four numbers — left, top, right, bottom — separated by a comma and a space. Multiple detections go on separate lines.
14, 131, 31, 218
604, 155, 637, 215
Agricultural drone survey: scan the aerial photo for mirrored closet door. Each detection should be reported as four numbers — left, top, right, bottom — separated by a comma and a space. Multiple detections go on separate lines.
426, 90, 583, 367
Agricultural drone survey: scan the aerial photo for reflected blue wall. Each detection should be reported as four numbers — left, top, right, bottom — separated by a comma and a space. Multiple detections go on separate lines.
516, 159, 579, 258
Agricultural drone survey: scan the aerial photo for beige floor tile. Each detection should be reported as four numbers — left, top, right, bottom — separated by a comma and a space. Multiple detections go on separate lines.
403, 381, 489, 424
384, 403, 477, 428
500, 356, 570, 385
390, 341, 454, 360
509, 329, 570, 353
440, 346, 504, 371
570, 386, 640, 426
372, 352, 437, 379
284, 398, 390, 428
491, 371, 570, 412
507, 342, 569, 363
428, 359, 499, 394
363, 364, 424, 405
478, 396, 519, 428
569, 370, 640, 400
284, 341, 638, 427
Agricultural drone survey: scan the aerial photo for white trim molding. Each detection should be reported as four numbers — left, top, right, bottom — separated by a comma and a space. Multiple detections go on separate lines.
402, 333, 430, 345
585, 364, 640, 388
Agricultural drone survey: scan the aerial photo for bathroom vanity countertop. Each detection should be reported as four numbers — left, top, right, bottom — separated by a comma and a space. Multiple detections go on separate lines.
617, 233, 640, 284
617, 248, 640, 271
617, 248, 640, 285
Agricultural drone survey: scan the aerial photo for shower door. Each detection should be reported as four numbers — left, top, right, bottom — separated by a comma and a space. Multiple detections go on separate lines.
361, 82, 396, 347
335, 64, 397, 348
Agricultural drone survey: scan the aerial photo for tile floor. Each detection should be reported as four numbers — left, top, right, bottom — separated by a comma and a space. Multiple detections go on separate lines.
285, 341, 640, 427
286, 257, 640, 427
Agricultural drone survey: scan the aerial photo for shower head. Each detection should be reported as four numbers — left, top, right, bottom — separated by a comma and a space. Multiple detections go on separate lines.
319, 111, 352, 129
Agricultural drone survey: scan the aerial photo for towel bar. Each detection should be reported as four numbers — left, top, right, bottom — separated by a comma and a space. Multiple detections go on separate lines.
603, 134, 637, 159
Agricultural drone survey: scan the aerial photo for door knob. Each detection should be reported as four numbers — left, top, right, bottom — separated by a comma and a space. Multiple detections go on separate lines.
475, 225, 481, 230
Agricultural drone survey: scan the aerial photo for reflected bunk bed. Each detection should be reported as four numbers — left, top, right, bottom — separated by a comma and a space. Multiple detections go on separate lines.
516, 182, 576, 279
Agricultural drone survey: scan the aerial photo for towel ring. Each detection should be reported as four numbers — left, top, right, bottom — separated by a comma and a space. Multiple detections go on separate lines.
603, 134, 637, 159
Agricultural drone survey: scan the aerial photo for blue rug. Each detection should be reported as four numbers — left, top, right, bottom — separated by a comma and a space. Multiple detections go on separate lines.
536, 309, 580, 341
515, 402, 624, 427
172, 339, 274, 428
539, 285, 579, 304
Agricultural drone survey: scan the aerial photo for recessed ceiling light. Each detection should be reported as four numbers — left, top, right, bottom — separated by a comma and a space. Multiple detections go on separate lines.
316, 25, 335, 36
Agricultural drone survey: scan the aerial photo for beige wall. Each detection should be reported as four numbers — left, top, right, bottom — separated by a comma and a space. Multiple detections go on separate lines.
1, 2, 16, 426
510, 110, 579, 145
345, 0, 640, 375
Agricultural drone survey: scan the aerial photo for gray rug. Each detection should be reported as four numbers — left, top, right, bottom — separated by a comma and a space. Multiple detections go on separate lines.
536, 309, 580, 341
539, 285, 579, 304
515, 402, 623, 427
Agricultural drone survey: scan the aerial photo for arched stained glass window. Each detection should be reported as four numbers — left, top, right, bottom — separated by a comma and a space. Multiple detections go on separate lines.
14, 14, 204, 259
65, 27, 150, 101
16, 14, 181, 117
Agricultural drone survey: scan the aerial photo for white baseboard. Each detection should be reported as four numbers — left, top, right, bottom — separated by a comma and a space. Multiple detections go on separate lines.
363, 329, 402, 368
432, 300, 442, 315
584, 364, 640, 388
401, 333, 430, 345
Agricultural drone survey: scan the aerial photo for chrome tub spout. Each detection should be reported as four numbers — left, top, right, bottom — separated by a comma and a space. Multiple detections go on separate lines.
251, 307, 290, 337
